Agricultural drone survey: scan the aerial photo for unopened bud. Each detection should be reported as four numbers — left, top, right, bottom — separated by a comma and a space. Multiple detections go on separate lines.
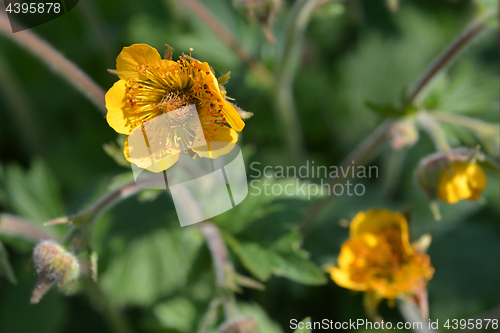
416, 147, 487, 212
219, 316, 258, 333
31, 240, 80, 304
236, 0, 282, 43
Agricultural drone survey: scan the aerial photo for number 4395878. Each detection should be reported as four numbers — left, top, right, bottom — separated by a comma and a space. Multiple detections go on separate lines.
5, 2, 61, 14
444, 319, 498, 330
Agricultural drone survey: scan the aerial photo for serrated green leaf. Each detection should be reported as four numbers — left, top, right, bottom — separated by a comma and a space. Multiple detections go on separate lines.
225, 232, 326, 285
294, 317, 312, 333
422, 62, 499, 115
100, 228, 203, 306
215, 178, 319, 234
225, 237, 275, 281
272, 251, 327, 285
1, 159, 64, 223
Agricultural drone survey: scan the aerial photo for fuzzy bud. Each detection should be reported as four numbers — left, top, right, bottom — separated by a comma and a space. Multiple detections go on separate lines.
219, 316, 258, 333
31, 240, 80, 304
236, 0, 282, 43
416, 148, 484, 199
415, 147, 487, 219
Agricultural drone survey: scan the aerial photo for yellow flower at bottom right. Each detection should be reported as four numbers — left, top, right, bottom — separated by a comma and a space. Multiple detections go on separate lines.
437, 161, 487, 204
327, 209, 434, 300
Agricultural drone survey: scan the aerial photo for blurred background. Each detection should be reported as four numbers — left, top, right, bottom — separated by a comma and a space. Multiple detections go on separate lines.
0, 0, 498, 332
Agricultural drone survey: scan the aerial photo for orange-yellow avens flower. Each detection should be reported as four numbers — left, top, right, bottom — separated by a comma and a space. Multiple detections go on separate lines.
105, 44, 245, 172
437, 161, 487, 204
327, 209, 434, 300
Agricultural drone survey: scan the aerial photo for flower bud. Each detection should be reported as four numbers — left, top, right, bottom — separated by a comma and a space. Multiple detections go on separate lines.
219, 316, 258, 333
31, 240, 80, 304
416, 147, 487, 209
236, 0, 282, 43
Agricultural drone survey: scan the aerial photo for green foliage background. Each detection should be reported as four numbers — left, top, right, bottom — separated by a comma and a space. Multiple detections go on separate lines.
0, 0, 498, 332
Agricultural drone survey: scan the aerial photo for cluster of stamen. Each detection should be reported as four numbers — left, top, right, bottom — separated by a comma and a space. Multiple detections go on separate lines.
125, 55, 233, 159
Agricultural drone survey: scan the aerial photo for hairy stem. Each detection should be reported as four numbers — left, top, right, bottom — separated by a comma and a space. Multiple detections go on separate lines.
299, 120, 394, 232
418, 111, 451, 152
0, 14, 106, 114
406, 15, 489, 103
275, 0, 337, 163
432, 112, 499, 137
0, 214, 55, 242
171, 0, 273, 87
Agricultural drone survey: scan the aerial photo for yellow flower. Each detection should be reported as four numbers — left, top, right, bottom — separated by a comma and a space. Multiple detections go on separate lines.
437, 161, 487, 204
327, 209, 434, 300
105, 44, 245, 172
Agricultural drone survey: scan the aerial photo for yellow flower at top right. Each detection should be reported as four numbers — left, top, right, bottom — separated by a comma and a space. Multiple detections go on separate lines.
437, 161, 487, 204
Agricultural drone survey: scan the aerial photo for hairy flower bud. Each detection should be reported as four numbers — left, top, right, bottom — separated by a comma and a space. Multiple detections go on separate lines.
236, 0, 282, 43
31, 240, 80, 304
219, 316, 258, 333
416, 147, 486, 202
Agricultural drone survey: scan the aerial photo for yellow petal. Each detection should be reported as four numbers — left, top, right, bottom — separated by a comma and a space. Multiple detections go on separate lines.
105, 80, 141, 135
349, 209, 412, 256
437, 162, 486, 203
328, 266, 367, 291
124, 136, 180, 173
467, 163, 487, 201
116, 44, 162, 80
193, 124, 238, 159
337, 242, 356, 269
222, 101, 245, 132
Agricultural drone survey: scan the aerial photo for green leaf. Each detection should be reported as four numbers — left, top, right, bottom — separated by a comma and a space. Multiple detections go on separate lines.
215, 178, 320, 234
363, 99, 403, 118
100, 228, 203, 306
421, 62, 499, 115
0, 239, 17, 284
237, 303, 284, 333
225, 231, 327, 286
154, 297, 197, 332
0, 159, 64, 223
218, 71, 231, 85
294, 317, 312, 333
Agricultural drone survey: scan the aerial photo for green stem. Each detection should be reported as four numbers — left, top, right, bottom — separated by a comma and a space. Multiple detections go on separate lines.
418, 111, 451, 152
197, 297, 223, 333
0, 14, 106, 114
299, 120, 395, 232
406, 13, 490, 104
0, 214, 56, 242
432, 112, 499, 137
275, 0, 337, 163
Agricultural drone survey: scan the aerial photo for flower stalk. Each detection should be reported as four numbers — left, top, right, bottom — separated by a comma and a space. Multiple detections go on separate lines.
0, 14, 106, 114
406, 13, 491, 104
417, 111, 451, 152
